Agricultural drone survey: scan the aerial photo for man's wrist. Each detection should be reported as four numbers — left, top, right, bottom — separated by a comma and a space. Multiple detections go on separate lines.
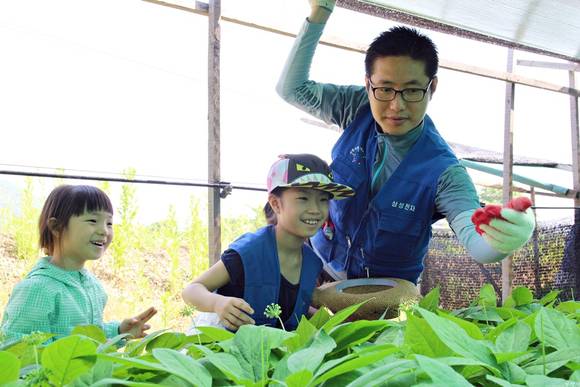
314, 0, 335, 12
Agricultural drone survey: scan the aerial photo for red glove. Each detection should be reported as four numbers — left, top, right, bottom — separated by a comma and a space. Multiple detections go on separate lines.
472, 197, 532, 235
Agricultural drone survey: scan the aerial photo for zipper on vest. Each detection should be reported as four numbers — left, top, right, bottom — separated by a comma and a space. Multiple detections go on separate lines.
360, 248, 370, 278
343, 235, 353, 271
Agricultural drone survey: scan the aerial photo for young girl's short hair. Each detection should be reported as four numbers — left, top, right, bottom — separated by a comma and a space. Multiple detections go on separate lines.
263, 188, 284, 225
38, 185, 114, 254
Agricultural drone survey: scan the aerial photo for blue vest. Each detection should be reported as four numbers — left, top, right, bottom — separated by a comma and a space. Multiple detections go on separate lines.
311, 105, 458, 284
229, 225, 322, 330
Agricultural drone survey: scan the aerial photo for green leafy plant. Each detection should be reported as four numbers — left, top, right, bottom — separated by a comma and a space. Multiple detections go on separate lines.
1, 285, 579, 386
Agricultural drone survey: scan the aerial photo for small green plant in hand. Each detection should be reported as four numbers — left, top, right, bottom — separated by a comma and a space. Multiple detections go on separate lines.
180, 304, 197, 318
264, 303, 285, 330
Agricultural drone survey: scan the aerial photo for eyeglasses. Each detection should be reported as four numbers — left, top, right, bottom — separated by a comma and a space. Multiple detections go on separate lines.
368, 79, 433, 102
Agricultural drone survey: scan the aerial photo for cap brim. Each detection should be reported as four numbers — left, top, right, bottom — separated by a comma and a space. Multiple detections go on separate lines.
286, 181, 355, 200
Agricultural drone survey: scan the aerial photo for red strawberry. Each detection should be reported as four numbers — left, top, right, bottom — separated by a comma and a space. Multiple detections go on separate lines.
506, 197, 533, 212
471, 197, 532, 235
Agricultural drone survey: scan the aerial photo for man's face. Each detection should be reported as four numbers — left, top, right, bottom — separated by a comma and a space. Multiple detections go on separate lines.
365, 56, 437, 136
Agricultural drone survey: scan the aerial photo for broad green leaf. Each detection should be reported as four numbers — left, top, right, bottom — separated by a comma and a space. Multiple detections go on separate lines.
516, 303, 542, 315
535, 307, 580, 350
485, 374, 519, 386
556, 300, 580, 315
494, 351, 529, 364
437, 356, 502, 373
345, 359, 415, 387
272, 353, 291, 381
522, 312, 538, 342
231, 325, 294, 382
321, 300, 371, 333
284, 316, 317, 353
524, 347, 580, 375
465, 307, 504, 323
571, 370, 580, 381
97, 333, 131, 353
569, 361, 580, 371
285, 369, 313, 386
404, 313, 452, 358
494, 307, 528, 320
312, 348, 397, 385
287, 330, 335, 374
525, 374, 577, 386
41, 335, 97, 386
71, 325, 107, 343
330, 320, 389, 354
478, 284, 498, 307
93, 353, 167, 371
70, 358, 113, 386
195, 345, 251, 383
0, 351, 20, 383
495, 321, 531, 353
2, 332, 54, 366
417, 307, 498, 368
309, 306, 333, 329
539, 290, 559, 306
486, 317, 517, 342
88, 378, 170, 387
419, 286, 440, 311
152, 348, 211, 387
195, 326, 235, 342
438, 311, 484, 340
146, 332, 186, 351
124, 329, 167, 357
415, 354, 472, 386
511, 287, 533, 306
503, 296, 516, 308
502, 361, 527, 384
375, 324, 405, 346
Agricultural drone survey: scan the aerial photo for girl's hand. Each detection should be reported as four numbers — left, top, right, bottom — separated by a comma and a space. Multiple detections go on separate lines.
119, 306, 158, 338
214, 296, 255, 331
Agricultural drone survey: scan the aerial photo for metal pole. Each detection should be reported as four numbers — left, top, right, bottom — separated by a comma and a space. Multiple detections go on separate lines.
570, 70, 580, 296
530, 187, 541, 296
501, 48, 515, 303
208, 0, 221, 265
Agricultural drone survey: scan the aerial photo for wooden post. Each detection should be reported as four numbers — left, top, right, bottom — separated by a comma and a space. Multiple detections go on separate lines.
208, 0, 221, 265
501, 48, 515, 303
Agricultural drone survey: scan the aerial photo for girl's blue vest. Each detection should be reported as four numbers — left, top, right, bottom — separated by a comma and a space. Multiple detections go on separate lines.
229, 225, 322, 330
311, 105, 458, 284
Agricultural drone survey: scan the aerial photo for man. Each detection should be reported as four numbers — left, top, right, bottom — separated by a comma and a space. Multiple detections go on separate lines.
276, 0, 535, 284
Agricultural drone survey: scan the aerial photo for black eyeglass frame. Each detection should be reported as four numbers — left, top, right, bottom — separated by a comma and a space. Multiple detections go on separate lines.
367, 79, 433, 102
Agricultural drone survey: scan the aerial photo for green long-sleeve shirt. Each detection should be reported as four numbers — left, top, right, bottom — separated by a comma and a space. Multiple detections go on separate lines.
1, 257, 119, 343
276, 19, 506, 264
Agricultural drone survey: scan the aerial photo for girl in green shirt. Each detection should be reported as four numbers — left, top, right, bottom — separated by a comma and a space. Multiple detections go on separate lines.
1, 185, 157, 343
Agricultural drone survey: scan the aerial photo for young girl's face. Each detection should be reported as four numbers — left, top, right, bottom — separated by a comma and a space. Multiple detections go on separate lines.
58, 210, 114, 262
274, 188, 330, 238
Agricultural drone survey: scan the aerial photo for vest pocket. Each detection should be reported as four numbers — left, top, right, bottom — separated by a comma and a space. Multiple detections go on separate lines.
330, 158, 364, 189
373, 212, 423, 259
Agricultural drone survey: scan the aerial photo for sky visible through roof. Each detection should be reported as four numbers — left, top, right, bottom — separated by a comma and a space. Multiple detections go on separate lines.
0, 0, 577, 225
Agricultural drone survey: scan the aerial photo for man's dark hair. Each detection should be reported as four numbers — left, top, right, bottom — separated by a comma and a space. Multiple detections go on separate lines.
365, 26, 438, 80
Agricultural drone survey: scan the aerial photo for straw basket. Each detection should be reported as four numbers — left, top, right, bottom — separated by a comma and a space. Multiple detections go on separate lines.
312, 277, 420, 320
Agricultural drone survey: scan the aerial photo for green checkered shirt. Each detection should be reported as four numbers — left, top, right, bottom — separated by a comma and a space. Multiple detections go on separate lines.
1, 257, 119, 343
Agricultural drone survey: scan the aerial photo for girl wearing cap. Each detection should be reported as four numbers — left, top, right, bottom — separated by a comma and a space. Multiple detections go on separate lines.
182, 154, 354, 331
